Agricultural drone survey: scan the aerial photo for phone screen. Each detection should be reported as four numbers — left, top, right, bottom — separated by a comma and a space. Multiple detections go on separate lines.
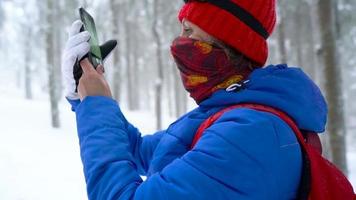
79, 7, 103, 67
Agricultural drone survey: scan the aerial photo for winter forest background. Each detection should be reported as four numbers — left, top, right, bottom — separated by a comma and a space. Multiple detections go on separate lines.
0, 0, 355, 199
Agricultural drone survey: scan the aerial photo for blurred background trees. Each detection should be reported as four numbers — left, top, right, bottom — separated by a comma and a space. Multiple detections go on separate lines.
0, 0, 355, 175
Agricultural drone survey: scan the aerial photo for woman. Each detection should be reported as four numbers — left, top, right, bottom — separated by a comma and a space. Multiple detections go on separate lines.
62, 0, 327, 199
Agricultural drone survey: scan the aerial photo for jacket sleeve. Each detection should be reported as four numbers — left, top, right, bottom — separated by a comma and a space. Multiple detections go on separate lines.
74, 96, 163, 176
76, 96, 299, 200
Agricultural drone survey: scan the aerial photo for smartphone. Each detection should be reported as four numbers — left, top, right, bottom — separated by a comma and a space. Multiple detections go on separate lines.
79, 7, 103, 67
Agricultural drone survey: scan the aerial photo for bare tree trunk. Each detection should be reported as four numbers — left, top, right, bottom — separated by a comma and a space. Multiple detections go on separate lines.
54, 0, 63, 101
333, 0, 341, 38
167, 62, 174, 117
153, 0, 163, 130
126, 7, 140, 111
302, 0, 317, 79
24, 27, 33, 100
317, 0, 347, 174
125, 16, 134, 110
45, 0, 60, 128
311, 0, 332, 158
110, 0, 122, 102
277, 3, 287, 64
131, 22, 140, 110
174, 69, 181, 118
294, 2, 304, 67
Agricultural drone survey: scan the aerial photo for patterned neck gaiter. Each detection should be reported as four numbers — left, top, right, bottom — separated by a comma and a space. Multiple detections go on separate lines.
170, 37, 253, 104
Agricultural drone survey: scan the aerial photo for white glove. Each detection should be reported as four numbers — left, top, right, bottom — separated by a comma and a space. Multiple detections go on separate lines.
62, 20, 117, 100
61, 20, 90, 100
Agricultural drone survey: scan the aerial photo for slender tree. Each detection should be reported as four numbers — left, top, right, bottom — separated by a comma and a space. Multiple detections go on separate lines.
24, 26, 33, 100
276, 1, 287, 64
44, 0, 60, 128
317, 0, 348, 174
152, 0, 164, 130
300, 0, 317, 79
110, 0, 122, 102
124, 0, 140, 111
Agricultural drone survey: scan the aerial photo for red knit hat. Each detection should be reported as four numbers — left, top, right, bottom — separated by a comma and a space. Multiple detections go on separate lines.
178, 0, 276, 66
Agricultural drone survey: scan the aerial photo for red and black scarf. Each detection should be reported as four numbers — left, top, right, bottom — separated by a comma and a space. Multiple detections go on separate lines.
170, 37, 253, 104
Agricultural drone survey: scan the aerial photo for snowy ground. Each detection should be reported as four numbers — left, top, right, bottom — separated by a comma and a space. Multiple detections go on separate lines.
0, 99, 167, 199
0, 82, 167, 199
0, 84, 355, 199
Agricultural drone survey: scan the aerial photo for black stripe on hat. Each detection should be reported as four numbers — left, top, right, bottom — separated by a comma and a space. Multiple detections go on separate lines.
184, 0, 269, 39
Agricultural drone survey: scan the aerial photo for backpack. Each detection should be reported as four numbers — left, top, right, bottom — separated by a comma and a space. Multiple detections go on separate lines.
190, 103, 356, 200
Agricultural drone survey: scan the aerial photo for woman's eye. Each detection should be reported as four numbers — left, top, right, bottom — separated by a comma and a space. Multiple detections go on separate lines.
184, 28, 192, 34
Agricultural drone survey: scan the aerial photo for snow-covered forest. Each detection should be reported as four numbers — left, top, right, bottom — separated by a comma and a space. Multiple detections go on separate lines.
0, 0, 355, 199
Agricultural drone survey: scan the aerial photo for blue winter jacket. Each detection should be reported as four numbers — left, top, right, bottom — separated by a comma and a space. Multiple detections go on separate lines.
68, 64, 328, 200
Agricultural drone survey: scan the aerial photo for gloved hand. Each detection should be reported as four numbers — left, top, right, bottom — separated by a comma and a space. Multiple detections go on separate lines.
62, 20, 117, 100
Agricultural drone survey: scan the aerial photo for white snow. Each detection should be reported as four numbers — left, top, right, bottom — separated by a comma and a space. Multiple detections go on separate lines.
0, 92, 86, 200
0, 72, 175, 199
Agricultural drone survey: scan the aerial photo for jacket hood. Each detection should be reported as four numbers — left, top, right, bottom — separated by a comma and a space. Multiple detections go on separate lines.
199, 64, 328, 133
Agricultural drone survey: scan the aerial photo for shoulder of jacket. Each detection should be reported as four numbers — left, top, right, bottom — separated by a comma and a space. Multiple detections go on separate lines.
213, 107, 276, 126
201, 107, 279, 146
